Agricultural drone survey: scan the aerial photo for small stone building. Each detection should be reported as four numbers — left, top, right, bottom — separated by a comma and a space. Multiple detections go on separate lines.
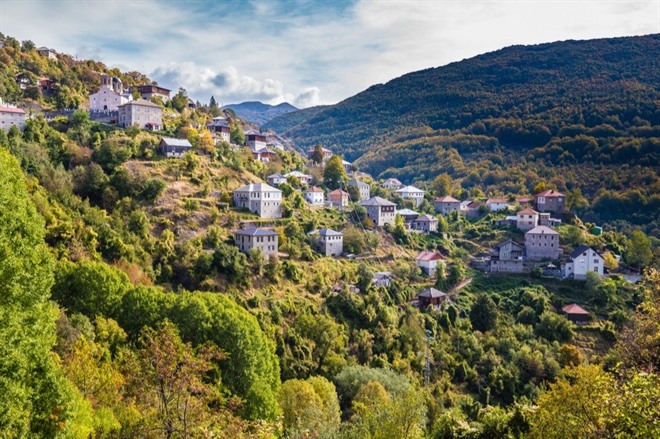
361, 196, 396, 226
309, 228, 343, 257
234, 227, 279, 257
525, 226, 560, 261
348, 179, 370, 201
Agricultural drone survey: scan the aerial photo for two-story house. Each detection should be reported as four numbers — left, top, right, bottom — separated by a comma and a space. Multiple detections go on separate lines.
411, 214, 439, 233
207, 117, 230, 142
516, 208, 539, 231
396, 185, 425, 207
232, 183, 282, 218
534, 190, 565, 213
434, 195, 461, 216
525, 226, 560, 260
0, 103, 26, 131
415, 251, 445, 277
348, 179, 370, 201
361, 196, 396, 226
309, 228, 343, 256
131, 84, 171, 102
234, 227, 279, 257
328, 189, 350, 207
486, 198, 509, 211
490, 240, 525, 273
285, 171, 313, 185
563, 246, 604, 279
382, 178, 403, 190
304, 186, 325, 205
117, 99, 162, 130
266, 173, 287, 186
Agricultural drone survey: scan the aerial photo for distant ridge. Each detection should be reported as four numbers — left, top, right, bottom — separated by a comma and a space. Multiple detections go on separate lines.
224, 101, 298, 126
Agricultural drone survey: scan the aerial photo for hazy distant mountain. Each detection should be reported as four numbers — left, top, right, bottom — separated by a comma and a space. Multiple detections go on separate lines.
224, 101, 298, 125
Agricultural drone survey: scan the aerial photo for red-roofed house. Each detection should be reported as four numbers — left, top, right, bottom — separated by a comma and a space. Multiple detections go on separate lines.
516, 208, 539, 231
464, 201, 482, 219
535, 190, 565, 213
0, 104, 26, 131
415, 251, 446, 277
562, 303, 590, 324
328, 189, 350, 207
434, 195, 460, 216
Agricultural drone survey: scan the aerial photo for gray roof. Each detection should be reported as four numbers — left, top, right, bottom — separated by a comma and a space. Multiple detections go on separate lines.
418, 288, 447, 299
414, 214, 437, 222
120, 98, 161, 108
361, 196, 396, 207
526, 225, 559, 235
235, 227, 278, 237
234, 183, 281, 193
569, 245, 602, 259
374, 271, 393, 280
266, 173, 285, 179
348, 179, 369, 188
160, 137, 192, 147
309, 228, 343, 237
397, 208, 419, 216
245, 129, 266, 136
396, 185, 424, 194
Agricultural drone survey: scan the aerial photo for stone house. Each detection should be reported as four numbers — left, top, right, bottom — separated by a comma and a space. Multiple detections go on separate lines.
309, 228, 343, 256
516, 208, 539, 231
361, 196, 396, 226
0, 104, 26, 131
382, 178, 403, 190
396, 185, 425, 207
489, 240, 525, 273
132, 84, 171, 102
411, 214, 439, 233
117, 99, 162, 130
417, 288, 449, 311
434, 195, 460, 216
232, 183, 282, 218
372, 271, 394, 288
415, 251, 445, 277
397, 208, 419, 224
486, 198, 509, 211
246, 129, 267, 150
525, 226, 560, 260
534, 189, 565, 213
538, 213, 562, 227
563, 245, 604, 279
304, 186, 325, 205
250, 145, 277, 163
234, 227, 279, 257
36, 46, 57, 59
266, 173, 287, 186
348, 179, 370, 201
159, 138, 192, 158
464, 201, 482, 219
562, 303, 590, 324
328, 189, 350, 207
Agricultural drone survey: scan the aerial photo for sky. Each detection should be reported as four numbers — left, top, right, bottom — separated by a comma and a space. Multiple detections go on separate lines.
1, 0, 658, 108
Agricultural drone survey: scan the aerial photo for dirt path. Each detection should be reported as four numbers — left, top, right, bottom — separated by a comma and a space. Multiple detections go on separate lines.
449, 277, 473, 295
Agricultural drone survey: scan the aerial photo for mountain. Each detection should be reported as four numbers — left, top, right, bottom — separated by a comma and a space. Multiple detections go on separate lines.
224, 101, 298, 125
266, 35, 660, 229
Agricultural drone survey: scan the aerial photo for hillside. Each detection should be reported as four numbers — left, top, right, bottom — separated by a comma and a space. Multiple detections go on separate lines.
225, 100, 298, 125
267, 35, 660, 230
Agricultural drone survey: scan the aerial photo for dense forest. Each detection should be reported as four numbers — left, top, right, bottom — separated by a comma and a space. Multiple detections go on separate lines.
0, 35, 658, 438
266, 35, 660, 233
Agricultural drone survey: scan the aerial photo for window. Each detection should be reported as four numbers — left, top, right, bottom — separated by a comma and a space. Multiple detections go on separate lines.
593, 259, 599, 264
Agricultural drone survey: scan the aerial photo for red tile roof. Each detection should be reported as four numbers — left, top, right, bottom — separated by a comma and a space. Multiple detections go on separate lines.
415, 251, 445, 261
0, 106, 26, 114
435, 195, 459, 203
562, 303, 589, 315
487, 198, 507, 203
535, 190, 564, 198
517, 208, 538, 215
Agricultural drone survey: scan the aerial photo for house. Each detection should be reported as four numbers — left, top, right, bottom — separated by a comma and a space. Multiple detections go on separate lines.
534, 190, 565, 213
207, 117, 230, 142
38, 77, 58, 94
348, 179, 370, 201
562, 303, 590, 325
411, 214, 439, 233
342, 160, 353, 171
333, 283, 360, 294
234, 227, 279, 257
486, 198, 509, 212
266, 173, 288, 186
493, 215, 518, 227
0, 103, 26, 131
285, 171, 313, 185
525, 226, 560, 261
538, 213, 561, 227
36, 46, 57, 60
232, 183, 282, 218
328, 189, 350, 207
464, 201, 482, 219
159, 138, 192, 158
517, 197, 534, 205
434, 195, 460, 216
397, 208, 419, 224
563, 245, 604, 279
304, 186, 325, 205
309, 228, 343, 256
490, 240, 525, 273
417, 288, 449, 311
132, 84, 171, 102
89, 73, 128, 111
308, 146, 333, 162
250, 145, 277, 163
396, 185, 425, 207
372, 271, 394, 288
246, 129, 267, 149
117, 99, 162, 130
382, 178, 403, 190
516, 208, 539, 231
415, 251, 445, 277
361, 196, 396, 226
15, 73, 32, 90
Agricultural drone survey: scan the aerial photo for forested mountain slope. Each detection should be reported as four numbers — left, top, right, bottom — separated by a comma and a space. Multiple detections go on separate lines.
224, 101, 298, 125
267, 35, 660, 230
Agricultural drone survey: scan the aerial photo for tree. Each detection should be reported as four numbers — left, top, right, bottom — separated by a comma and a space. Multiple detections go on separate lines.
279, 377, 340, 437
469, 294, 498, 332
356, 262, 374, 294
323, 155, 348, 190
433, 173, 452, 196
535, 312, 573, 343
310, 144, 325, 164
171, 87, 189, 112
626, 230, 653, 268
603, 251, 619, 270
230, 122, 245, 145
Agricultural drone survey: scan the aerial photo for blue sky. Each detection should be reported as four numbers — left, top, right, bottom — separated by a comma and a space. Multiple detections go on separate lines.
1, 0, 658, 107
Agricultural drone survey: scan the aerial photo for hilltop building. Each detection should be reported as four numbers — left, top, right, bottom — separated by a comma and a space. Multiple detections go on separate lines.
233, 183, 282, 218
396, 185, 425, 207
534, 190, 565, 213
434, 196, 460, 216
0, 101, 26, 131
117, 99, 162, 130
234, 227, 279, 257
361, 196, 396, 226
309, 228, 343, 256
563, 246, 604, 279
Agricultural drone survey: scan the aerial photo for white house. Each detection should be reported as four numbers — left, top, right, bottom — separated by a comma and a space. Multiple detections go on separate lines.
266, 173, 287, 186
563, 245, 604, 279
382, 178, 403, 190
516, 208, 539, 231
486, 198, 509, 212
415, 251, 445, 277
285, 170, 313, 185
0, 102, 26, 131
348, 179, 370, 201
309, 228, 343, 256
396, 185, 425, 207
304, 186, 325, 205
233, 183, 282, 218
